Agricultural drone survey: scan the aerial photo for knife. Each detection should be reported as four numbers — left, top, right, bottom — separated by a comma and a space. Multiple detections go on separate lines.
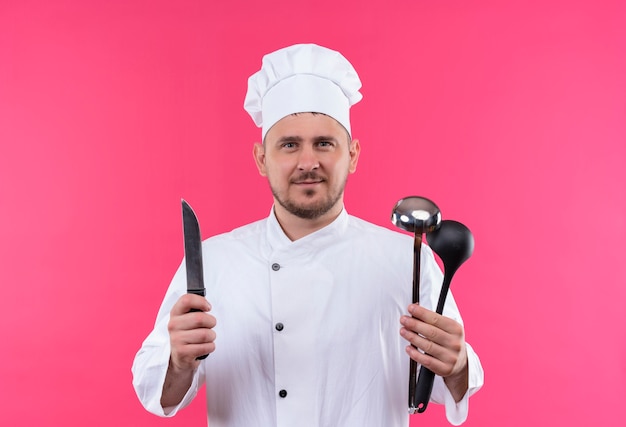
181, 199, 209, 360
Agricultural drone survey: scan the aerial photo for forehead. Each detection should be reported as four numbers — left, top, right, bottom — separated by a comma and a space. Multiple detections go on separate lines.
264, 112, 349, 143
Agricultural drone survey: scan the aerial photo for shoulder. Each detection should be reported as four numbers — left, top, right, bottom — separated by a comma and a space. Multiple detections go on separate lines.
202, 217, 267, 249
345, 214, 438, 260
342, 214, 415, 261
347, 214, 412, 244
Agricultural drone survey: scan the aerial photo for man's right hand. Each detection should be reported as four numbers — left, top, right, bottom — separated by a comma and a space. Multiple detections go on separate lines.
167, 293, 216, 371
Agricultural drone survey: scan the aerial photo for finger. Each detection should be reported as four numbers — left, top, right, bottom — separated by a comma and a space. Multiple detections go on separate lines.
172, 327, 216, 346
400, 325, 459, 364
407, 304, 462, 335
404, 344, 456, 377
405, 304, 464, 348
400, 315, 462, 353
172, 341, 216, 367
169, 312, 216, 335
170, 329, 217, 364
171, 294, 212, 316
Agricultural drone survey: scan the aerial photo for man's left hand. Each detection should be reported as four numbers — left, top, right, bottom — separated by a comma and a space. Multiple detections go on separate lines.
400, 303, 469, 401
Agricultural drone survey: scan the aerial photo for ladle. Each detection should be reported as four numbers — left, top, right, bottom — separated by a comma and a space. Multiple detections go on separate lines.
413, 219, 475, 413
390, 196, 441, 414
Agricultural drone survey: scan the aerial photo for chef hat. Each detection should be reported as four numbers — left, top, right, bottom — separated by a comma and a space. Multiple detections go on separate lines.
244, 43, 363, 140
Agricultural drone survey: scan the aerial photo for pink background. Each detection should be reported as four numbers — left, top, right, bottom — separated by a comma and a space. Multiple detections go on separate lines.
1, 0, 625, 426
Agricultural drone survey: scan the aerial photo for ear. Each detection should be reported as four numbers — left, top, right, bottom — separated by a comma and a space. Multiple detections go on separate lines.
253, 142, 267, 176
348, 139, 360, 174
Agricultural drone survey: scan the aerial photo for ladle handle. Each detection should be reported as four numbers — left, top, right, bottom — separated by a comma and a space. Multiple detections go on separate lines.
412, 273, 453, 412
408, 233, 422, 412
413, 366, 436, 413
435, 274, 453, 315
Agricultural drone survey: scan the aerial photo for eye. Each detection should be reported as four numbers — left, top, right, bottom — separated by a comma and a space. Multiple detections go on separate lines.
281, 142, 297, 149
317, 140, 334, 148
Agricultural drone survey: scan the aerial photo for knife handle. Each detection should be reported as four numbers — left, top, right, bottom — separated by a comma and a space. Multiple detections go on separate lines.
187, 288, 209, 360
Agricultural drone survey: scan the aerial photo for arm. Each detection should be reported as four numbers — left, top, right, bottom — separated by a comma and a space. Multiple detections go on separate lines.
132, 274, 216, 417
396, 244, 483, 424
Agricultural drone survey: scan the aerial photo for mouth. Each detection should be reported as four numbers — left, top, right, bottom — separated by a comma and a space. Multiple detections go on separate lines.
293, 179, 323, 185
291, 173, 325, 185
292, 179, 326, 190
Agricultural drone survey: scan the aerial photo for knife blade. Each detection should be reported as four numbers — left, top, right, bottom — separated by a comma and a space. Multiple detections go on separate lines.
181, 199, 208, 360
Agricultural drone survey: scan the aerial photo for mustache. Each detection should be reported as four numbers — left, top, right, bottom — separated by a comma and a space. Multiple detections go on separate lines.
291, 171, 326, 183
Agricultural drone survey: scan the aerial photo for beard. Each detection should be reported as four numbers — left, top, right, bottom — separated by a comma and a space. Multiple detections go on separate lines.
271, 171, 346, 220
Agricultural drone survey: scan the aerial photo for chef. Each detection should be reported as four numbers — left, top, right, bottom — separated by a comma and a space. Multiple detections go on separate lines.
132, 43, 484, 427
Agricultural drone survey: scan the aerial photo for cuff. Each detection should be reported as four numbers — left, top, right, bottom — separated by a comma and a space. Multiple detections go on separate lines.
430, 342, 484, 425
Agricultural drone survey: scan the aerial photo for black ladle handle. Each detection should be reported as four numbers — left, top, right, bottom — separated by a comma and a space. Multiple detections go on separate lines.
414, 367, 436, 412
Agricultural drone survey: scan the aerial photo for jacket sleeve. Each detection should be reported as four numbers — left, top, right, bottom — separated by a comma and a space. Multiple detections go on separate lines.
421, 245, 485, 425
131, 260, 206, 417
430, 342, 484, 426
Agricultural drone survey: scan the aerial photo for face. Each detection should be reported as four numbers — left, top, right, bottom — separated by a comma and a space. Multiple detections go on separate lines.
253, 113, 360, 221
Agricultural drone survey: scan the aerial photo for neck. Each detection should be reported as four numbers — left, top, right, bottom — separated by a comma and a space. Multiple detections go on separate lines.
273, 202, 344, 241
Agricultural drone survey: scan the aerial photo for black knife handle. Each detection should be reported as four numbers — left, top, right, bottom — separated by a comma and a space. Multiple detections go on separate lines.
187, 288, 209, 360
188, 288, 206, 298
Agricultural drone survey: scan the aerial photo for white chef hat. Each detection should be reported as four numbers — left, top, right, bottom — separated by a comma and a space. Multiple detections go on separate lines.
244, 43, 363, 140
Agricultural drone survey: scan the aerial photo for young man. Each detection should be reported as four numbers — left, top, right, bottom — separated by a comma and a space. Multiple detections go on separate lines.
132, 43, 483, 427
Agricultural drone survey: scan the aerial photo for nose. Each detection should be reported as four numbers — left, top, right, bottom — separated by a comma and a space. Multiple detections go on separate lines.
297, 144, 319, 171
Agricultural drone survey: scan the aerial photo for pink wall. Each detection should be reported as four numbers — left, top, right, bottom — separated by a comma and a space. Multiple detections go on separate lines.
1, 0, 625, 425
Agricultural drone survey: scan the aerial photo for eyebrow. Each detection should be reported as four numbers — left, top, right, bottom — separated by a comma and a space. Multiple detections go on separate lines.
276, 136, 303, 144
276, 135, 340, 144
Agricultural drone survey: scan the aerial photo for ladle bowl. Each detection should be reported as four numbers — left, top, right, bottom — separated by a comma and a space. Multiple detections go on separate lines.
427, 219, 474, 285
391, 196, 441, 234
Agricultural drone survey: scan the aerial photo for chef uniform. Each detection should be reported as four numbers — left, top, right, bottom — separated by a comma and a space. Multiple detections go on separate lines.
132, 44, 484, 427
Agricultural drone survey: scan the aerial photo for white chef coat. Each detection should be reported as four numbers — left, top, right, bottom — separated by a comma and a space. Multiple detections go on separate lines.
132, 208, 483, 427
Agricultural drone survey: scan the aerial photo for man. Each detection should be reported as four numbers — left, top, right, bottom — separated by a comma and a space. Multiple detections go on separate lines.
132, 43, 483, 427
